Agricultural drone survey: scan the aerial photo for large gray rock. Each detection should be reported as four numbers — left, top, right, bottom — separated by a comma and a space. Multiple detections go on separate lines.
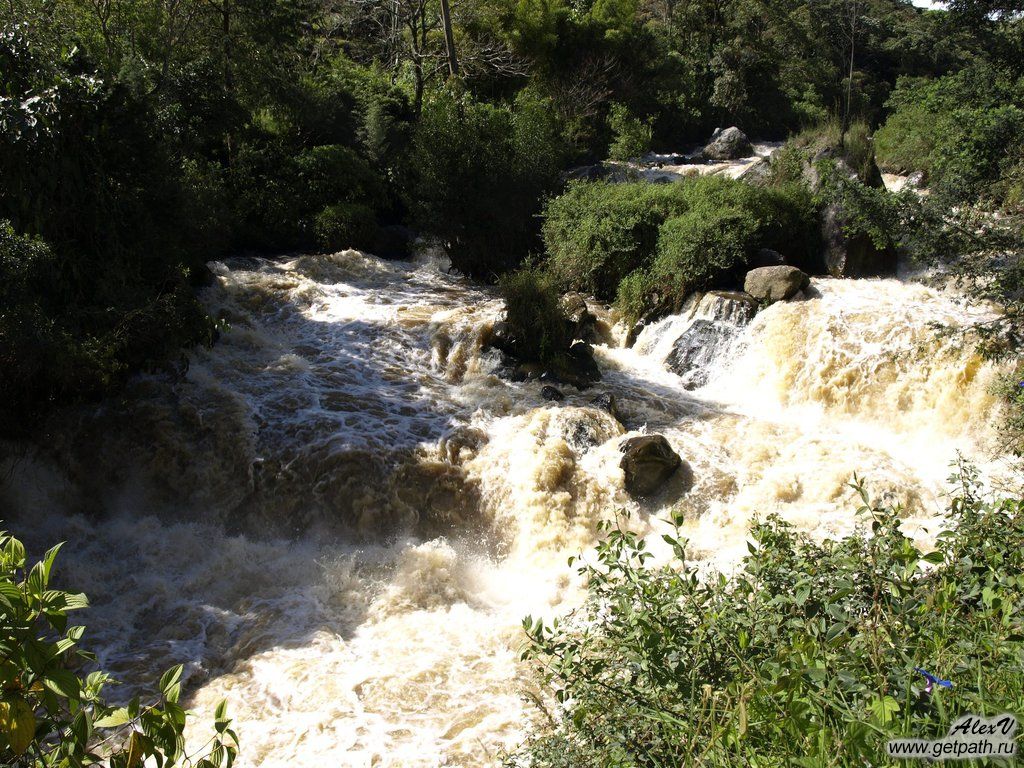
619, 435, 681, 497
702, 127, 753, 161
821, 203, 897, 278
744, 266, 810, 303
739, 156, 773, 186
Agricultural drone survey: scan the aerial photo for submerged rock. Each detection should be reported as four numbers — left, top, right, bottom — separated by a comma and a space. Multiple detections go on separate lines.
590, 392, 623, 424
744, 266, 810, 303
555, 407, 625, 455
664, 291, 758, 389
619, 435, 681, 497
702, 127, 753, 161
541, 385, 565, 402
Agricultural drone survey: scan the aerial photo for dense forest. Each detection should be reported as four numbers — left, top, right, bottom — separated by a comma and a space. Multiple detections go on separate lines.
2, 0, 1024, 764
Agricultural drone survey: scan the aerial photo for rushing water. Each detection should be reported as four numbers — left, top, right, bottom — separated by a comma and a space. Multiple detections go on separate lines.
0, 247, 1013, 767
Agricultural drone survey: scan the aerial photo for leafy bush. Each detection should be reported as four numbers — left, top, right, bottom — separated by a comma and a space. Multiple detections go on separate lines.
0, 527, 238, 767
875, 68, 1024, 207
607, 103, 653, 161
404, 89, 566, 278
542, 182, 690, 300
0, 221, 212, 437
513, 474, 1024, 767
314, 203, 379, 252
543, 176, 819, 319
498, 265, 572, 364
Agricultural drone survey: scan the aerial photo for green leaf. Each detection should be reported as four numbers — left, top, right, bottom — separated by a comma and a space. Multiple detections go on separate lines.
43, 667, 82, 700
869, 695, 900, 725
159, 664, 184, 703
95, 708, 133, 728
0, 697, 36, 755
41, 542, 64, 582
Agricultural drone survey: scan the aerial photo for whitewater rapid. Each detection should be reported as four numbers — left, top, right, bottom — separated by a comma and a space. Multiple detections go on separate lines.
1, 248, 1012, 767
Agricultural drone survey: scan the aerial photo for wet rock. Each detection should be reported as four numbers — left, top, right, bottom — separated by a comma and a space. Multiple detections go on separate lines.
562, 341, 601, 387
744, 266, 810, 303
625, 321, 646, 348
701, 127, 753, 161
482, 321, 516, 357
665, 320, 730, 389
509, 361, 545, 381
698, 291, 759, 324
541, 385, 565, 402
619, 435, 681, 497
663, 292, 758, 388
564, 163, 609, 182
555, 407, 625, 455
821, 203, 897, 278
590, 392, 623, 424
562, 292, 599, 342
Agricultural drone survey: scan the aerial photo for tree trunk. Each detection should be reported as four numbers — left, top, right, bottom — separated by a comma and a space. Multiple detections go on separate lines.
439, 0, 459, 77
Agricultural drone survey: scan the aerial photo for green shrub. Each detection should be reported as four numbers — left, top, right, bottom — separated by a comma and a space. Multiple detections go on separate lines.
513, 475, 1024, 767
875, 68, 1024, 207
498, 265, 571, 364
0, 527, 238, 767
404, 89, 566, 278
874, 86, 937, 175
0, 220, 212, 437
544, 176, 820, 320
931, 105, 1024, 206
314, 202, 379, 252
230, 142, 386, 251
607, 102, 653, 161
542, 182, 689, 299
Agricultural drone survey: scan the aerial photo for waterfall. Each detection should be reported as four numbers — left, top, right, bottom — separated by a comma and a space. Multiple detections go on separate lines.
0, 249, 1012, 767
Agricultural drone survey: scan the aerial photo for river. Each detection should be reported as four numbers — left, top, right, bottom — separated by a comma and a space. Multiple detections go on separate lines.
0, 246, 1012, 767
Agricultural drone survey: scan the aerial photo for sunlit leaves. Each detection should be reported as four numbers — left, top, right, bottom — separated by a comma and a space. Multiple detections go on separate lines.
514, 472, 1024, 767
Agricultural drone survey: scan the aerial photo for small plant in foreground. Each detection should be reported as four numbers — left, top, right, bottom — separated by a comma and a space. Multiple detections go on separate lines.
511, 471, 1024, 767
0, 529, 238, 767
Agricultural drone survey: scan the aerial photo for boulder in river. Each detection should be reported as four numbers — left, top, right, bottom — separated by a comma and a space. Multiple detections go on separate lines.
541, 385, 565, 402
701, 127, 753, 161
619, 435, 682, 497
744, 266, 810, 303
821, 203, 897, 278
560, 341, 601, 388
665, 320, 731, 389
590, 392, 623, 424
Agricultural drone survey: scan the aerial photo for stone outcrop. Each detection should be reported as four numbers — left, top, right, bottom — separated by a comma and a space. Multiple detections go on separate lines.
821, 204, 897, 278
744, 266, 810, 303
701, 127, 753, 161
